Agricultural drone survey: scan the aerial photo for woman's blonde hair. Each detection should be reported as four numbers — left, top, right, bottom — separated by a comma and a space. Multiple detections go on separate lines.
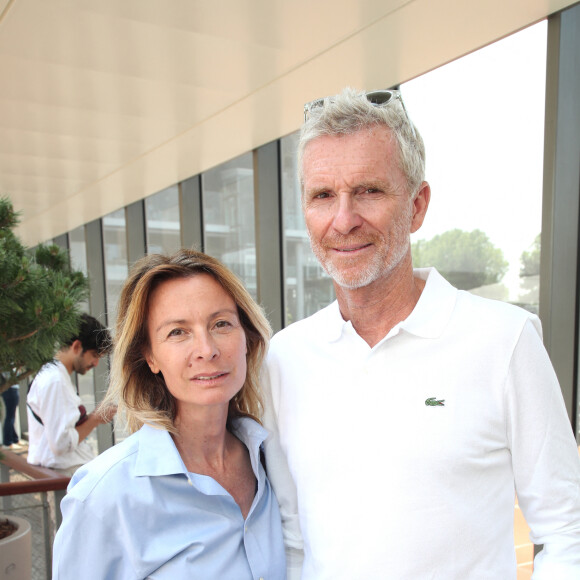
104, 249, 271, 434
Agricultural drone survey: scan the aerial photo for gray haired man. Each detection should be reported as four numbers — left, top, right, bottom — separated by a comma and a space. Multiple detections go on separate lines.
263, 87, 580, 579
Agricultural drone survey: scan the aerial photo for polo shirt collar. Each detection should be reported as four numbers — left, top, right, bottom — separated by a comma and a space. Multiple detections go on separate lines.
398, 267, 457, 338
323, 267, 457, 342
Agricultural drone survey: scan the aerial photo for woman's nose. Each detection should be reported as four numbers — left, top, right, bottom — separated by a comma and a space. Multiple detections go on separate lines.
190, 333, 219, 361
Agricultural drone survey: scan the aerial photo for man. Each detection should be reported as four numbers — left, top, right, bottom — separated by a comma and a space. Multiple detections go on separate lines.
27, 313, 116, 475
263, 87, 580, 579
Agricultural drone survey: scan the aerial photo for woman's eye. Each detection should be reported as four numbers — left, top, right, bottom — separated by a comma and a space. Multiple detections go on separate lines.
215, 320, 232, 329
167, 328, 185, 338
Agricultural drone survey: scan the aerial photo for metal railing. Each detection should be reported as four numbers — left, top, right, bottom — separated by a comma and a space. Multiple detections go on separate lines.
0, 449, 70, 580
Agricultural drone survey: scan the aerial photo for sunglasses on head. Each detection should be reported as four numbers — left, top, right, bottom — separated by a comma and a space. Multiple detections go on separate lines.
303, 89, 416, 138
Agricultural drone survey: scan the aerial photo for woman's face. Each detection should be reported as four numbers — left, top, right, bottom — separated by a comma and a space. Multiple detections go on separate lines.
144, 274, 247, 416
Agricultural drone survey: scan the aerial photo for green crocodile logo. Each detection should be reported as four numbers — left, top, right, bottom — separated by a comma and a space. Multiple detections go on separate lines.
425, 397, 445, 407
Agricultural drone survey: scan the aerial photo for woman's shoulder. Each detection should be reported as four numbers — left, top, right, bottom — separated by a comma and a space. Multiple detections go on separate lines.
66, 429, 143, 502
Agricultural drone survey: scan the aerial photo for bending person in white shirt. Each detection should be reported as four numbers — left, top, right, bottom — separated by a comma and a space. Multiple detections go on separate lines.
27, 313, 116, 475
263, 87, 580, 579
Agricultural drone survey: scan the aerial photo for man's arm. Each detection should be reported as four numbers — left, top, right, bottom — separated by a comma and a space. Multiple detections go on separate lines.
508, 318, 580, 578
261, 362, 304, 580
75, 403, 116, 442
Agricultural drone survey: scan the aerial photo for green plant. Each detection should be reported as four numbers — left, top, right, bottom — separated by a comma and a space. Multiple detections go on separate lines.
0, 197, 88, 392
412, 229, 508, 290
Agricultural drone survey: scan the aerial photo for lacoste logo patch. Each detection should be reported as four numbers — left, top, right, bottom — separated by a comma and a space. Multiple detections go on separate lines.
425, 397, 445, 407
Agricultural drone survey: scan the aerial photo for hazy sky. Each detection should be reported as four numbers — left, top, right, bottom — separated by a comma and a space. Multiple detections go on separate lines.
402, 21, 547, 287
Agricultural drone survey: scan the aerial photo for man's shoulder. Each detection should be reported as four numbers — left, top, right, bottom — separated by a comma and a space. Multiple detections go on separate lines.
33, 360, 64, 381
29, 361, 68, 395
450, 288, 542, 344
456, 288, 538, 323
271, 301, 338, 345
420, 267, 539, 331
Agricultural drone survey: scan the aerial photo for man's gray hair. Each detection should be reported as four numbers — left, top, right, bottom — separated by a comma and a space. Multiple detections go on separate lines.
298, 87, 425, 197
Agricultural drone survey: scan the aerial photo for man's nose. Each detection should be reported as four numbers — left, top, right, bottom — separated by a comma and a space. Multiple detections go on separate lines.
331, 195, 363, 234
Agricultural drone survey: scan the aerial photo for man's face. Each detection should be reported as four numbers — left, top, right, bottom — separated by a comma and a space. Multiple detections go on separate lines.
73, 349, 101, 375
302, 126, 426, 290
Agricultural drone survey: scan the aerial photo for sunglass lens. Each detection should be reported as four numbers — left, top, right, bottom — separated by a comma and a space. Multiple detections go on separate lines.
366, 91, 394, 106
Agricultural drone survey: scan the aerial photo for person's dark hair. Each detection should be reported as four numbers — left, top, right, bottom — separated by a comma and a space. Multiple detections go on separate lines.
63, 313, 111, 355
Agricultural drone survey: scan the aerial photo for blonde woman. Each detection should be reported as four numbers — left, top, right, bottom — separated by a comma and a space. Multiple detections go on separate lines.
53, 250, 286, 579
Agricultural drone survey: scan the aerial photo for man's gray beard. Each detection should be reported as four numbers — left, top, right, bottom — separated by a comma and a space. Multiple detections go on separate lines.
313, 240, 410, 290
307, 215, 412, 290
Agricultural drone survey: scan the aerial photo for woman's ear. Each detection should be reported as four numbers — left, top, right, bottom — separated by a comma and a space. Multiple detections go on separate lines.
144, 351, 160, 374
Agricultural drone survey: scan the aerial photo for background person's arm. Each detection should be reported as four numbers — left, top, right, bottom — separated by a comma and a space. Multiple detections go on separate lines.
75, 403, 117, 442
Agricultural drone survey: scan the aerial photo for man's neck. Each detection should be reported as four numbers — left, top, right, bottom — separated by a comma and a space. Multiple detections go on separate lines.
334, 264, 425, 348
55, 350, 74, 375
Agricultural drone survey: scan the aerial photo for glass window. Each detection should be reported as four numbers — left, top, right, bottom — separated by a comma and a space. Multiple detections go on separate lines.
145, 185, 181, 254
67, 225, 99, 452
68, 225, 89, 313
281, 132, 335, 325
102, 209, 129, 326
403, 21, 547, 315
201, 153, 257, 298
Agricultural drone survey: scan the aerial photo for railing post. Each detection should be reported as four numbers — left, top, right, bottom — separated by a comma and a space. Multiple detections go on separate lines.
54, 489, 65, 529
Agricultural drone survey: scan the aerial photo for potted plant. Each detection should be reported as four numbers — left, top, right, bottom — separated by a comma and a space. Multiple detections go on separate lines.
0, 515, 31, 579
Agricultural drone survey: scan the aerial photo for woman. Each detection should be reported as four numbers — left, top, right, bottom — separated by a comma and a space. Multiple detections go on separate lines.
53, 250, 286, 579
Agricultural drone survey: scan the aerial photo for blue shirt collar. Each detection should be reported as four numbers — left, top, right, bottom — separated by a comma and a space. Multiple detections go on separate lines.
134, 417, 268, 478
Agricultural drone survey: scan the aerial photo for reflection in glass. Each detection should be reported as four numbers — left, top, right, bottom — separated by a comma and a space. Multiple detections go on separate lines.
102, 209, 129, 327
202, 153, 257, 298
281, 132, 334, 325
145, 185, 181, 255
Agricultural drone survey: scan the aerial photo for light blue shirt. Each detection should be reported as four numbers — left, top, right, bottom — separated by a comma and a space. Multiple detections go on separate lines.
53, 417, 286, 579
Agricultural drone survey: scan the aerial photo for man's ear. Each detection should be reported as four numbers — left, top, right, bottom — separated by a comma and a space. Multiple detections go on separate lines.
70, 339, 84, 355
411, 181, 431, 234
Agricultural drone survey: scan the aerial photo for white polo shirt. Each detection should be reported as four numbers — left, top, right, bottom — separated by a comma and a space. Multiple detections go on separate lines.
263, 267, 580, 579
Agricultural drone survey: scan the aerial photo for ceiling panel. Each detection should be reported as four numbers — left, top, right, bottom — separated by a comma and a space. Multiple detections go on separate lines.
0, 0, 576, 245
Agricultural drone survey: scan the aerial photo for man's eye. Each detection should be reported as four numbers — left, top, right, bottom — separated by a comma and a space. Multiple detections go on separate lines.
313, 192, 330, 199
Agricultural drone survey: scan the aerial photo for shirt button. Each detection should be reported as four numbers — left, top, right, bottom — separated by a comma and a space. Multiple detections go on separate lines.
244, 525, 248, 532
